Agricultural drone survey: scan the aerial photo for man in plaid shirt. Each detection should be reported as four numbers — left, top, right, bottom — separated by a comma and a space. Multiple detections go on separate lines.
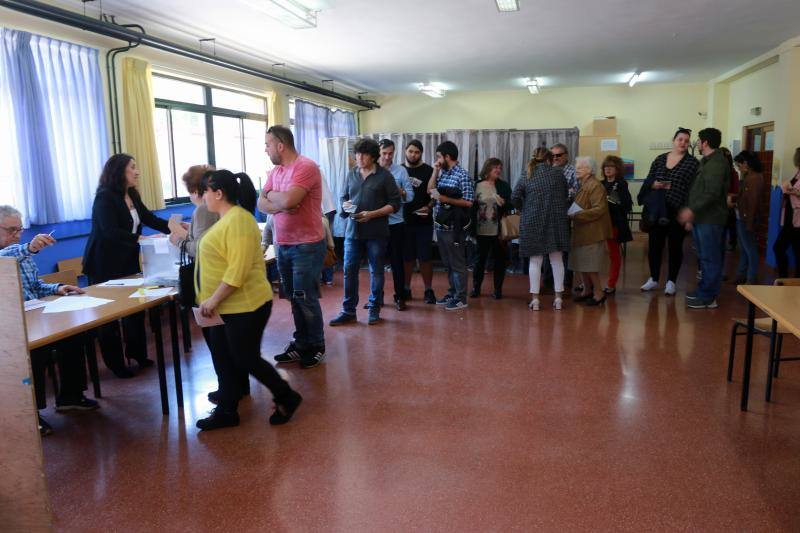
428, 141, 474, 311
0, 205, 98, 436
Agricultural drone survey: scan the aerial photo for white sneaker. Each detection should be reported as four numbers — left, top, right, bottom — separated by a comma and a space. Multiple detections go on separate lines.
640, 278, 659, 291
553, 298, 562, 311
664, 281, 676, 296
529, 297, 540, 311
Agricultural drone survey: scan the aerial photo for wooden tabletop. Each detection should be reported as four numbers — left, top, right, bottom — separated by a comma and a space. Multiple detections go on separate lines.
25, 284, 175, 350
737, 285, 800, 338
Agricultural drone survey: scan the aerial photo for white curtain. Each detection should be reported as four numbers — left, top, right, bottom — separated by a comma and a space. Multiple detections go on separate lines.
477, 130, 510, 181
508, 128, 580, 188
446, 129, 479, 177
295, 99, 356, 164
318, 136, 350, 237
0, 29, 109, 225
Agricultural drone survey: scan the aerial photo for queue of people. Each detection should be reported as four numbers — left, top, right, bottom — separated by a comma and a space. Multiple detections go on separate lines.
7, 124, 800, 435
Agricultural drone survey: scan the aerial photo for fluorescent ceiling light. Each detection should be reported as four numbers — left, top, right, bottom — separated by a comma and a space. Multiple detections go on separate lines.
496, 0, 520, 12
251, 0, 318, 29
419, 83, 445, 98
628, 71, 642, 87
525, 77, 540, 94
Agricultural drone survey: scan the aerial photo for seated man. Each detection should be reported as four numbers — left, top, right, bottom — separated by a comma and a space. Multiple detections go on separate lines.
0, 205, 99, 436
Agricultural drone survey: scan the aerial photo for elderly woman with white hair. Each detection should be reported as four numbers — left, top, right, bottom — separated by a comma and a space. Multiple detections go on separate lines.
569, 156, 613, 305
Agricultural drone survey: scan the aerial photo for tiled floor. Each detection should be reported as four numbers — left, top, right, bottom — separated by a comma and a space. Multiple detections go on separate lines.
41, 237, 800, 532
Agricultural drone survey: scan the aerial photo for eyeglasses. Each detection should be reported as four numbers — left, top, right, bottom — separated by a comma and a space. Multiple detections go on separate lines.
552, 153, 566, 158
0, 226, 23, 234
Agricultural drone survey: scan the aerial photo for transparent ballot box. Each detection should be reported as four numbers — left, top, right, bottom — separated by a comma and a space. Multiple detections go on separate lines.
140, 237, 180, 286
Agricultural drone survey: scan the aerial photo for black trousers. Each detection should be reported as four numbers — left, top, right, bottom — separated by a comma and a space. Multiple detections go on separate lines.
201, 327, 249, 394
647, 215, 687, 282
473, 235, 507, 293
774, 225, 800, 278
206, 301, 291, 412
388, 223, 406, 300
30, 334, 88, 409
96, 312, 147, 372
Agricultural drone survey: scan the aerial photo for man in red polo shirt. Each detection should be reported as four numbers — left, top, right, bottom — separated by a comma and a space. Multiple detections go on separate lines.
258, 125, 327, 368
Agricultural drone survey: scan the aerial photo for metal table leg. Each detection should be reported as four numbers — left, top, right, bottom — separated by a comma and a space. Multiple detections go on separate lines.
740, 302, 756, 411
168, 301, 184, 412
150, 306, 169, 415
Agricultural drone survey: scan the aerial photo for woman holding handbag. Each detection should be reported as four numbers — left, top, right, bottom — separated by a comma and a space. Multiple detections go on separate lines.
600, 156, 633, 294
470, 158, 511, 299
511, 147, 570, 310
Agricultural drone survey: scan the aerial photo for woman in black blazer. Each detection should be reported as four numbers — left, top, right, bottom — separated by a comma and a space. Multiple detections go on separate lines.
83, 153, 170, 378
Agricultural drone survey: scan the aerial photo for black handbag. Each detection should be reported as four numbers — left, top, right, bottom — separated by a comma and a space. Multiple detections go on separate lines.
178, 240, 196, 307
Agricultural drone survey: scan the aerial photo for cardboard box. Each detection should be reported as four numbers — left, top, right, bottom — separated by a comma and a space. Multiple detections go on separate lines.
578, 135, 621, 162
592, 117, 617, 137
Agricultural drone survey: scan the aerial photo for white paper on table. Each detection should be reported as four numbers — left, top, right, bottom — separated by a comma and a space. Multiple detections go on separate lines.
24, 299, 47, 311
42, 296, 113, 314
153, 238, 170, 255
567, 202, 584, 216
129, 287, 173, 298
192, 307, 224, 327
98, 278, 144, 287
600, 138, 618, 151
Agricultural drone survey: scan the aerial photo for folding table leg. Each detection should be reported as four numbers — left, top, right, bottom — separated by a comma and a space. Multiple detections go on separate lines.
85, 333, 101, 398
168, 301, 184, 412
765, 319, 778, 402
740, 302, 756, 411
150, 306, 169, 415
180, 306, 192, 352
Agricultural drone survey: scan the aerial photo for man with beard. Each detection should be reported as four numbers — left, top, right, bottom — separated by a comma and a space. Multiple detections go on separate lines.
428, 141, 474, 311
377, 139, 413, 311
259, 125, 327, 368
402, 140, 436, 304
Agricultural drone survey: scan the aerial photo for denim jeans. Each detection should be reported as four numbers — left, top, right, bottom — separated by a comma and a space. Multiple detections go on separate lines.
276, 239, 326, 350
342, 237, 387, 315
735, 219, 759, 281
693, 223, 724, 300
436, 229, 468, 303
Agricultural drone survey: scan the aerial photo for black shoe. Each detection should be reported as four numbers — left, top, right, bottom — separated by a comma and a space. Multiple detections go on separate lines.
300, 346, 326, 369
111, 365, 136, 379
270, 390, 302, 425
134, 357, 154, 369
491, 291, 503, 300
329, 313, 356, 327
423, 289, 436, 304
196, 407, 240, 431
403, 288, 412, 301
585, 295, 607, 306
368, 309, 381, 325
38, 415, 53, 437
274, 342, 303, 364
603, 287, 616, 295
396, 299, 407, 311
55, 395, 100, 412
207, 389, 249, 405
469, 288, 480, 298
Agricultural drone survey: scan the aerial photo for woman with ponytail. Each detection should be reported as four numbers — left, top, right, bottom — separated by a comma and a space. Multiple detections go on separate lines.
195, 170, 301, 431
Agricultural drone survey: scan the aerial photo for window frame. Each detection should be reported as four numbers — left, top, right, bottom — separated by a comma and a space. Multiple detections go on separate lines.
153, 74, 268, 204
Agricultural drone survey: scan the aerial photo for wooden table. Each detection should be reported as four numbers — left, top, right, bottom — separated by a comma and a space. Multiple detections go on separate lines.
25, 283, 184, 415
736, 285, 800, 410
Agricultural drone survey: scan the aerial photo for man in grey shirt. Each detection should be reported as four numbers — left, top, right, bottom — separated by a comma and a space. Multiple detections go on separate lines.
330, 138, 401, 326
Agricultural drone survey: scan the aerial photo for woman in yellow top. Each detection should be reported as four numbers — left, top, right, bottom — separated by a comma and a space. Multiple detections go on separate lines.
196, 169, 302, 431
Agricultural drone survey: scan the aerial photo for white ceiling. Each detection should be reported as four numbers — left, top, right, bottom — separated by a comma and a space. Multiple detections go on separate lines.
53, 0, 800, 95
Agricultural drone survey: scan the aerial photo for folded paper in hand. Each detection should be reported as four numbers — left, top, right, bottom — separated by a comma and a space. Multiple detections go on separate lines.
567, 202, 584, 216
192, 306, 224, 327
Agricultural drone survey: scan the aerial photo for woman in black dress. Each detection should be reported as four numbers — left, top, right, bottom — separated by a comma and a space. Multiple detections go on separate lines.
83, 154, 170, 378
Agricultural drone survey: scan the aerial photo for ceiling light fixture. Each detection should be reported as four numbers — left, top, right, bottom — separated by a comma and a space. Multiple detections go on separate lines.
495, 0, 520, 12
628, 71, 642, 87
525, 77, 540, 94
418, 83, 445, 98
251, 0, 318, 29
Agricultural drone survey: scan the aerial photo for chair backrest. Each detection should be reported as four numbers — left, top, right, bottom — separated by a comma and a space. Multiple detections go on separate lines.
774, 278, 800, 287
40, 269, 78, 287
57, 257, 83, 277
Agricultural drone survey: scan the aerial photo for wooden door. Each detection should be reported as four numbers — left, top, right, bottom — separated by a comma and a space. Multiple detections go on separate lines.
743, 122, 774, 252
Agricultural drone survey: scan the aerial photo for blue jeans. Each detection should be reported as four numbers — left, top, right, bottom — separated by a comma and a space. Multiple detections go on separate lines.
276, 240, 326, 350
342, 237, 387, 315
693, 223, 724, 300
736, 219, 759, 281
